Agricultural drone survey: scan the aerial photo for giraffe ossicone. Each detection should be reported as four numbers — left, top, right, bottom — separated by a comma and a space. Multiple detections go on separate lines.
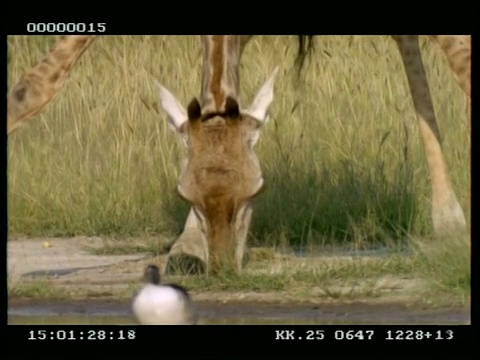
156, 81, 188, 132
243, 66, 279, 122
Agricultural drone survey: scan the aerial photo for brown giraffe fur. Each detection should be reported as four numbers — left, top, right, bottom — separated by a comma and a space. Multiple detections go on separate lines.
7, 36, 95, 135
7, 35, 470, 274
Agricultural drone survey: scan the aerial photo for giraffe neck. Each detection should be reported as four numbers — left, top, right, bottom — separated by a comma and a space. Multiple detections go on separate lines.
8, 35, 95, 134
200, 36, 252, 113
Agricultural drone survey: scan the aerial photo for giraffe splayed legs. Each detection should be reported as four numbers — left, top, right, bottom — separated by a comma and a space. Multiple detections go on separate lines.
7, 35, 469, 276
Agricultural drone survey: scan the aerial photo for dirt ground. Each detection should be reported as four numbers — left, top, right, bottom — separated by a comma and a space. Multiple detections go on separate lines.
7, 236, 470, 324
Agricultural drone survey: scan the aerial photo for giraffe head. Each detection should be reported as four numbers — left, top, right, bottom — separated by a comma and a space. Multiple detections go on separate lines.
157, 67, 278, 274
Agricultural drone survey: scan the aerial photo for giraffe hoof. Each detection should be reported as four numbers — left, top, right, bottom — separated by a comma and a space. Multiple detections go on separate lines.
431, 201, 467, 236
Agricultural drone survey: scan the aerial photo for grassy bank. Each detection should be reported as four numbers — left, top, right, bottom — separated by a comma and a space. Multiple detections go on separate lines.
7, 35, 470, 244
8, 236, 470, 307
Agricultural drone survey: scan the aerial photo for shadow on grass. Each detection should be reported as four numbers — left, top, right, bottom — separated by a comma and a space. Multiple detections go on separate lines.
161, 154, 418, 250
252, 156, 418, 248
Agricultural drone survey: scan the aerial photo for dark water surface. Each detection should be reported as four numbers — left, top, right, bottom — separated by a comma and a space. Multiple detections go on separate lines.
8, 300, 470, 325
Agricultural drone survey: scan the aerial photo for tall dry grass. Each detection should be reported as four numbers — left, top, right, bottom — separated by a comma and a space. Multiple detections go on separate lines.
7, 35, 470, 246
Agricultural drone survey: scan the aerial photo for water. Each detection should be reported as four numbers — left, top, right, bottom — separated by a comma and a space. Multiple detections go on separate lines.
8, 301, 470, 325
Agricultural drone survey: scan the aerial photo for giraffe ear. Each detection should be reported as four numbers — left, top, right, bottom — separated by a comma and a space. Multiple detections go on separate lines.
244, 66, 279, 123
156, 81, 188, 132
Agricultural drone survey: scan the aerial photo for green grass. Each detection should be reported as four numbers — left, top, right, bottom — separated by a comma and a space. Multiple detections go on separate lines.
8, 240, 470, 306
178, 253, 414, 291
7, 35, 470, 243
409, 234, 471, 304
8, 279, 73, 299
7, 36, 470, 303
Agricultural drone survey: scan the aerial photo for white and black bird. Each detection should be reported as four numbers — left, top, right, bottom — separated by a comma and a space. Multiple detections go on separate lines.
132, 265, 198, 325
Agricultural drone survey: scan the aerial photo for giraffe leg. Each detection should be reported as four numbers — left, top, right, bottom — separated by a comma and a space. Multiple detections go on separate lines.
7, 35, 95, 135
393, 35, 467, 235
